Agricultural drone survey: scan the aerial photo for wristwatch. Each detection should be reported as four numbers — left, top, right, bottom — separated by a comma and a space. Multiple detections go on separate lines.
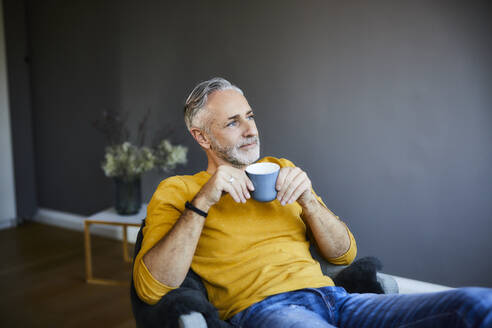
185, 201, 208, 218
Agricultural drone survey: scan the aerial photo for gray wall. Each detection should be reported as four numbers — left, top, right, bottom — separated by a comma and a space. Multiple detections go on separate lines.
11, 0, 492, 287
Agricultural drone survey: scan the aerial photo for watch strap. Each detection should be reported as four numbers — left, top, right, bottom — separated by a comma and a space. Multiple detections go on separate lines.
185, 201, 208, 218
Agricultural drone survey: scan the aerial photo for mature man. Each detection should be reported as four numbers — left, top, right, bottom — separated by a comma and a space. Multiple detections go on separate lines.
134, 77, 492, 327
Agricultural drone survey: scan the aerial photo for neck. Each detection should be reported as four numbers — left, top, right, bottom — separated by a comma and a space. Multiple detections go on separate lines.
205, 151, 248, 175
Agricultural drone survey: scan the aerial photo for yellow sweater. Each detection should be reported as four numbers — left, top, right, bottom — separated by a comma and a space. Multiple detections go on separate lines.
133, 157, 357, 320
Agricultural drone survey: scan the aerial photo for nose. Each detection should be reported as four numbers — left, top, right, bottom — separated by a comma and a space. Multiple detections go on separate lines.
243, 118, 258, 137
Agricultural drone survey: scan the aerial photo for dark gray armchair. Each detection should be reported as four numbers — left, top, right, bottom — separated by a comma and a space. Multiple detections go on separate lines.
130, 219, 398, 328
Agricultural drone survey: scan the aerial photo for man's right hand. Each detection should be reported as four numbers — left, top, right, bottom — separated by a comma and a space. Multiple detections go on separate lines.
194, 165, 256, 209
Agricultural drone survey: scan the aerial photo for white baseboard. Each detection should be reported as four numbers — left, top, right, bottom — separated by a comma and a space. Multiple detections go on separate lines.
33, 208, 139, 243
0, 218, 17, 230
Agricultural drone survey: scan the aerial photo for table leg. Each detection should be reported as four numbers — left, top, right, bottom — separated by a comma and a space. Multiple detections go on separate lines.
84, 220, 139, 285
122, 225, 131, 262
84, 221, 93, 282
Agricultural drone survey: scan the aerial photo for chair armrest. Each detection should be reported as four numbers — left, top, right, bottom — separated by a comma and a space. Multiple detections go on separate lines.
310, 244, 399, 294
178, 312, 208, 328
309, 243, 349, 277
376, 272, 399, 294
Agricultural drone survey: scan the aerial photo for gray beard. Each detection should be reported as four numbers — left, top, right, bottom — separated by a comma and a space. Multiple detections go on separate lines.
209, 137, 260, 168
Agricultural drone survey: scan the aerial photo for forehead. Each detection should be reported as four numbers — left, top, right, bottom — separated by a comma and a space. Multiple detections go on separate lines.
205, 89, 251, 123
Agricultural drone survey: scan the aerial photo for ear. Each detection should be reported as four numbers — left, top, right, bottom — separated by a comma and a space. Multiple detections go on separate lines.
189, 128, 211, 150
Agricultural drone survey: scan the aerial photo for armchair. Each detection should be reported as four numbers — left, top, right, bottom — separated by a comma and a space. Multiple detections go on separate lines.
130, 219, 398, 328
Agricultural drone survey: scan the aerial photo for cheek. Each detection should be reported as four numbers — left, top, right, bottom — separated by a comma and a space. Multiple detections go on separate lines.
251, 122, 259, 133
219, 131, 240, 146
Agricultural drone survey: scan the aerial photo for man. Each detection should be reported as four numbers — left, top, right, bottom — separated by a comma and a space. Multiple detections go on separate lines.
134, 77, 492, 327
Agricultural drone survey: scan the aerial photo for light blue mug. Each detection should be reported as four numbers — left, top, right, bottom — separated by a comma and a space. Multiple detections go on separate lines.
246, 163, 280, 202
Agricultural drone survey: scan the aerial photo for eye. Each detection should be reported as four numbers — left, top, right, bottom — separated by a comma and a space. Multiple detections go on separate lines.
248, 114, 255, 120
227, 121, 237, 127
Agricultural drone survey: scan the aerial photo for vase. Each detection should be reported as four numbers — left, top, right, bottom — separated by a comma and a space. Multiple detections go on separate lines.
114, 177, 142, 215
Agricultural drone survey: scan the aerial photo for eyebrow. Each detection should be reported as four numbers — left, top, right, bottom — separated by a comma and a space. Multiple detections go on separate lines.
227, 110, 253, 121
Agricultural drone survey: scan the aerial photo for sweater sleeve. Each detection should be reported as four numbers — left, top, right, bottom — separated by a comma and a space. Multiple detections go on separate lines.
324, 223, 357, 265
132, 176, 189, 304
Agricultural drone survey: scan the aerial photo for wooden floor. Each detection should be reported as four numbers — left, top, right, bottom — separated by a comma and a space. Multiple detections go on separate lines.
0, 222, 136, 328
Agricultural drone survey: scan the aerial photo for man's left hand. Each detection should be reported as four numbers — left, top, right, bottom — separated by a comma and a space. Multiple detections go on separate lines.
276, 167, 316, 206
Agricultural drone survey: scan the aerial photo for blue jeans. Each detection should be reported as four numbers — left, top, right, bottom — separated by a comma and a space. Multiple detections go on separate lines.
229, 286, 492, 327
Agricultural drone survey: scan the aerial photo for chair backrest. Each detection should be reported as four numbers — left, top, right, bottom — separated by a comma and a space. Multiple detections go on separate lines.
130, 219, 149, 326
129, 219, 223, 328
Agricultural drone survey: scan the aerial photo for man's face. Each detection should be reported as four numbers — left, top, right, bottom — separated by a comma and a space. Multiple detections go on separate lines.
202, 89, 260, 167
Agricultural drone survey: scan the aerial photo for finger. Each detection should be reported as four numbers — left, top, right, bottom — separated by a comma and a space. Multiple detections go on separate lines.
287, 180, 310, 204
240, 172, 255, 193
224, 170, 247, 203
239, 179, 251, 200
230, 179, 246, 203
218, 170, 241, 202
277, 168, 301, 201
245, 176, 255, 191
223, 182, 241, 203
275, 168, 289, 192
276, 168, 293, 200
235, 181, 247, 203
280, 170, 305, 204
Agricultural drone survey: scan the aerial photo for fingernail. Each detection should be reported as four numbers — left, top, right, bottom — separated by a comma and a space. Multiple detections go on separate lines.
246, 193, 250, 198
281, 201, 286, 206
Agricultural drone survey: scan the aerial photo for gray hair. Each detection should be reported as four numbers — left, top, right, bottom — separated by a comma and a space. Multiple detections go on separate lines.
184, 77, 243, 131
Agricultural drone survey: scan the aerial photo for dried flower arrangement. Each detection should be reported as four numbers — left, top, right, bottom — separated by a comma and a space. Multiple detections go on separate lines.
93, 109, 188, 182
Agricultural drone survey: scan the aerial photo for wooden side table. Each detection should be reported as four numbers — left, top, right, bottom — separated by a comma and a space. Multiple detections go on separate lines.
84, 205, 146, 286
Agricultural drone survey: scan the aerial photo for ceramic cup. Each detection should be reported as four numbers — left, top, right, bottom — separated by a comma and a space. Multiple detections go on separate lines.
245, 162, 280, 202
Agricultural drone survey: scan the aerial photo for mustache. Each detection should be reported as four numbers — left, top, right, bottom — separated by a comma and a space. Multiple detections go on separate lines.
238, 137, 259, 147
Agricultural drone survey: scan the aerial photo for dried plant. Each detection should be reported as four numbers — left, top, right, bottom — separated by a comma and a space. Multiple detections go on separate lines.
136, 108, 151, 147
92, 109, 130, 146
93, 108, 188, 180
